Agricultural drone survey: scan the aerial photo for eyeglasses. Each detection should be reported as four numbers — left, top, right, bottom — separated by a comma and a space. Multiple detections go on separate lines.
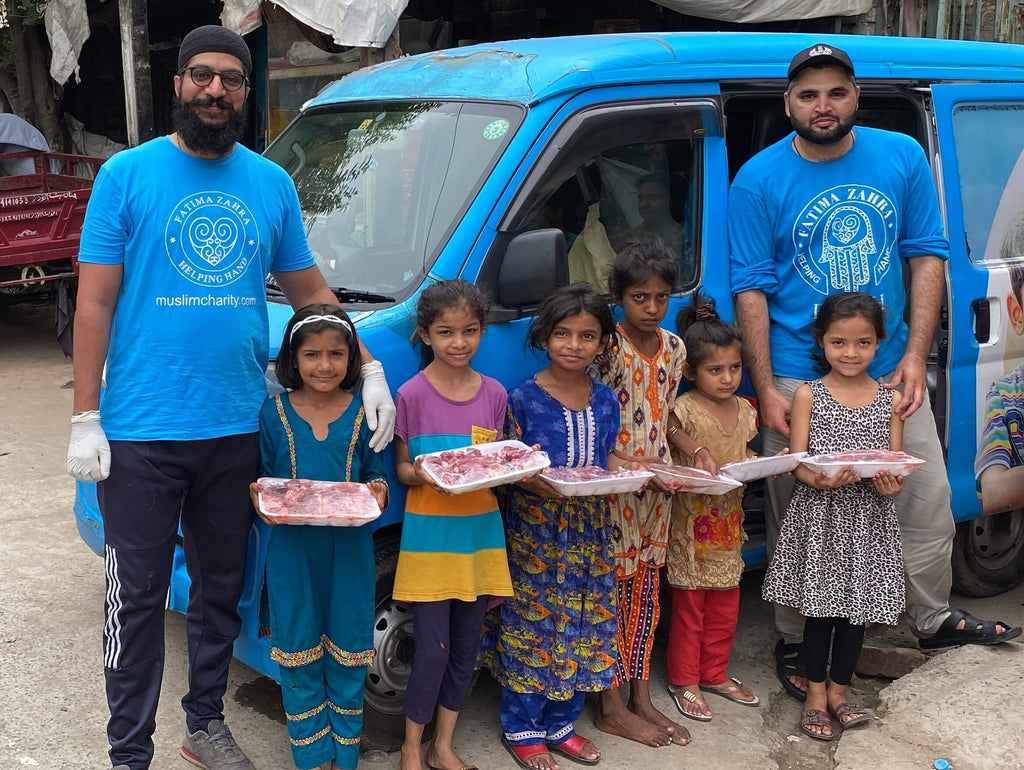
180, 66, 248, 92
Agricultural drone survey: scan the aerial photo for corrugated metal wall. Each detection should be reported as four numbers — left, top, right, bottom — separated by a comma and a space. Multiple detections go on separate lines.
879, 0, 1024, 43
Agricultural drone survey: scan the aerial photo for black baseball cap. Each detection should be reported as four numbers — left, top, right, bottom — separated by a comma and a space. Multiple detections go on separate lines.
787, 43, 855, 80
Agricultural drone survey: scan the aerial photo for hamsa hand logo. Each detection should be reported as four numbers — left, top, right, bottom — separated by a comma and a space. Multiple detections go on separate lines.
819, 206, 876, 292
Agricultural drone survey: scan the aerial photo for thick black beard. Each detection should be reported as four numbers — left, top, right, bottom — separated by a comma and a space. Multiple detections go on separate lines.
172, 98, 247, 156
791, 113, 855, 146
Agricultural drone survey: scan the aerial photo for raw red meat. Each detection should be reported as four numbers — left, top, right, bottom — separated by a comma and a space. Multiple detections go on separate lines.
812, 450, 920, 464
257, 478, 380, 525
542, 467, 648, 482
650, 463, 713, 479
421, 444, 544, 488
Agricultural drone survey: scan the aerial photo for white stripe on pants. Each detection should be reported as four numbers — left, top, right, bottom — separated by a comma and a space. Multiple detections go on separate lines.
762, 373, 955, 639
104, 544, 125, 670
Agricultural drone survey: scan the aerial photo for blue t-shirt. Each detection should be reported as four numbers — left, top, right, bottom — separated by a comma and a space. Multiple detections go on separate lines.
728, 127, 949, 380
79, 137, 314, 440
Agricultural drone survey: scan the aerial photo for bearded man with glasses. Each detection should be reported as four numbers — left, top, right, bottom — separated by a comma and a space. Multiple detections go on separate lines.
68, 24, 397, 770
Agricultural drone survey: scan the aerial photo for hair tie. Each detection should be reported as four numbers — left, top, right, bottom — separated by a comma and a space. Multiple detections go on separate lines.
289, 314, 354, 345
694, 304, 717, 322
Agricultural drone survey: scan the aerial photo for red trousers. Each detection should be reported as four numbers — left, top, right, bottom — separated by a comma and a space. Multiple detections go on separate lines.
666, 586, 740, 686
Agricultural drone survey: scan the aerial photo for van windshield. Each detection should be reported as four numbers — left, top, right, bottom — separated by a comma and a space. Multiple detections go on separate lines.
265, 101, 521, 301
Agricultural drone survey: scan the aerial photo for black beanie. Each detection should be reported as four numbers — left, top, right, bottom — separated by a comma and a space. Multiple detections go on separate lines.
177, 25, 252, 77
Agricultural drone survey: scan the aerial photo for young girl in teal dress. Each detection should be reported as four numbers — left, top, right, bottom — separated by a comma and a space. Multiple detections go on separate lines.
253, 303, 388, 770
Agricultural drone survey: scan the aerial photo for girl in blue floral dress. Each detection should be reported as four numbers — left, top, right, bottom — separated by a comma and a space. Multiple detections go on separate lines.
484, 284, 638, 770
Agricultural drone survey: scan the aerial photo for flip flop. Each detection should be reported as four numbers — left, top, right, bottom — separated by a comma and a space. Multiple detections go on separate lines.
829, 701, 872, 729
775, 639, 808, 701
546, 733, 601, 766
700, 676, 760, 707
667, 684, 712, 722
799, 708, 833, 742
918, 608, 1023, 650
501, 735, 554, 770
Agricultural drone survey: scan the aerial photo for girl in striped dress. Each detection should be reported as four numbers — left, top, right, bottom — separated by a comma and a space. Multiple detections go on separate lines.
394, 280, 514, 770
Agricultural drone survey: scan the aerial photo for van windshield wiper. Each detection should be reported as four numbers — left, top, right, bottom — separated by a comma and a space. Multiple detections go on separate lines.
266, 280, 394, 305
331, 287, 395, 304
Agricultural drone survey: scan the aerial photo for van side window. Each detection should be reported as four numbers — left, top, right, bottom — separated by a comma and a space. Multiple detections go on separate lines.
501, 102, 709, 295
949, 102, 1024, 266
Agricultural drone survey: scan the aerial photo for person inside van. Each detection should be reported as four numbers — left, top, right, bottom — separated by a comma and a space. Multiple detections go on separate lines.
975, 260, 1024, 516
728, 41, 1021, 701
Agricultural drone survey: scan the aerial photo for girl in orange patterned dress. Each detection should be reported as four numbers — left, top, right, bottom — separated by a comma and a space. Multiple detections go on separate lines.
595, 237, 688, 749
663, 295, 760, 723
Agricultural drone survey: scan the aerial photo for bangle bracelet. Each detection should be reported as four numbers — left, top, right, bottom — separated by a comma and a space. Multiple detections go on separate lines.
690, 445, 709, 463
667, 426, 679, 439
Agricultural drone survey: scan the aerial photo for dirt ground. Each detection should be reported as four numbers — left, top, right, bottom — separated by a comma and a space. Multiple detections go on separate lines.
1, 301, 1022, 770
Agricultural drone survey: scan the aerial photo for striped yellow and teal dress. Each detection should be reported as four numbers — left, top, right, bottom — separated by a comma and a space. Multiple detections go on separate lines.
392, 371, 514, 603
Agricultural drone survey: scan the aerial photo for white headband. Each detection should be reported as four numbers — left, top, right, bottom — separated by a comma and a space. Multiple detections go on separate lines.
289, 314, 354, 345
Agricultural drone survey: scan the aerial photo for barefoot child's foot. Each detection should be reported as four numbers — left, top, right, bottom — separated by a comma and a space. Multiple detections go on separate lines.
425, 743, 478, 770
628, 688, 692, 745
399, 743, 424, 770
596, 690, 674, 747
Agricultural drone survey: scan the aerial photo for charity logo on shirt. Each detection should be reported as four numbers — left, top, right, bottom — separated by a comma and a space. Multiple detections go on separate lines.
165, 190, 260, 287
791, 184, 898, 295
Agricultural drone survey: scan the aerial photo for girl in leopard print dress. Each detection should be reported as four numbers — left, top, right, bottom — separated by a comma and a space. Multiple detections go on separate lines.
762, 293, 906, 743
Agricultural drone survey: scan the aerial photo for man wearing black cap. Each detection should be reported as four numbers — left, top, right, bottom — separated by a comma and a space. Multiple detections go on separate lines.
728, 41, 1020, 726
68, 24, 396, 770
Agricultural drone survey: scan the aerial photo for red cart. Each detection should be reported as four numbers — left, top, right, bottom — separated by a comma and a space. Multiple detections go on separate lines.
0, 149, 104, 297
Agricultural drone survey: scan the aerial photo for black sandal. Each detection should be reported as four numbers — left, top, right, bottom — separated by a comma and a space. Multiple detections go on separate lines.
918, 608, 1022, 650
775, 639, 807, 701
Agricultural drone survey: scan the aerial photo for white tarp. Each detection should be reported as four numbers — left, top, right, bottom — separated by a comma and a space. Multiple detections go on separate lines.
650, 0, 872, 23
221, 0, 263, 37
44, 0, 90, 84
0, 113, 49, 176
221, 0, 408, 47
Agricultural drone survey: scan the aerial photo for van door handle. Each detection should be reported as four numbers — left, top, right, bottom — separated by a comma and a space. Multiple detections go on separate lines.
972, 298, 991, 344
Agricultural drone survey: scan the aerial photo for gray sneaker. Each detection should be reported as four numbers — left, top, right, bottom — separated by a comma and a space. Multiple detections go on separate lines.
180, 719, 256, 769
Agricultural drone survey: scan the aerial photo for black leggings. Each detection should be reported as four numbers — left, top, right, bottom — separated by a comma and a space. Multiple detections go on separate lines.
803, 616, 865, 686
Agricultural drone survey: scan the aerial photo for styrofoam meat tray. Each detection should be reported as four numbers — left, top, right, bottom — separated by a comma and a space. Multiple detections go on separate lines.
256, 477, 382, 527
799, 450, 925, 479
720, 452, 807, 483
649, 463, 743, 495
419, 439, 551, 494
539, 467, 655, 496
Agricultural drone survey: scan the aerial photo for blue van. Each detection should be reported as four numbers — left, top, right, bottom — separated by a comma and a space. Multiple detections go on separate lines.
74, 31, 1024, 749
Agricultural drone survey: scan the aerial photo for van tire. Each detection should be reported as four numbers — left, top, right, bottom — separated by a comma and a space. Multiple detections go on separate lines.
951, 511, 1024, 597
361, 533, 433, 752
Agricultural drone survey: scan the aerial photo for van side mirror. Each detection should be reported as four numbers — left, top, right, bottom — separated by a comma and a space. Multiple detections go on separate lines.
496, 228, 568, 309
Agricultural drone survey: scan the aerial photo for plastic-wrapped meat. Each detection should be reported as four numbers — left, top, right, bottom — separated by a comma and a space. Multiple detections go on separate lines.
419, 441, 549, 492
256, 477, 381, 526
813, 450, 919, 464
541, 467, 647, 482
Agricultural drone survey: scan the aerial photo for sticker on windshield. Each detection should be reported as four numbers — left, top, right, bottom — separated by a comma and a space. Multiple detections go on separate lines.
482, 119, 510, 141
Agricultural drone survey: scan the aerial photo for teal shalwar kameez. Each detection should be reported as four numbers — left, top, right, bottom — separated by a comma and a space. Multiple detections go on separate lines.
259, 392, 384, 769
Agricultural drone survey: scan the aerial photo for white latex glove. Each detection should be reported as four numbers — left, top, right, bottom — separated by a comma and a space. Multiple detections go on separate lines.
67, 410, 111, 482
360, 360, 396, 452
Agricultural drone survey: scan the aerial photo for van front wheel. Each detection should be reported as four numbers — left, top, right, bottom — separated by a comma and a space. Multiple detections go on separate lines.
951, 510, 1024, 597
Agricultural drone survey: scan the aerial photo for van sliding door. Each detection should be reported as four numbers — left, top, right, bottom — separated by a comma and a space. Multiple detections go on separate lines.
931, 83, 1024, 594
